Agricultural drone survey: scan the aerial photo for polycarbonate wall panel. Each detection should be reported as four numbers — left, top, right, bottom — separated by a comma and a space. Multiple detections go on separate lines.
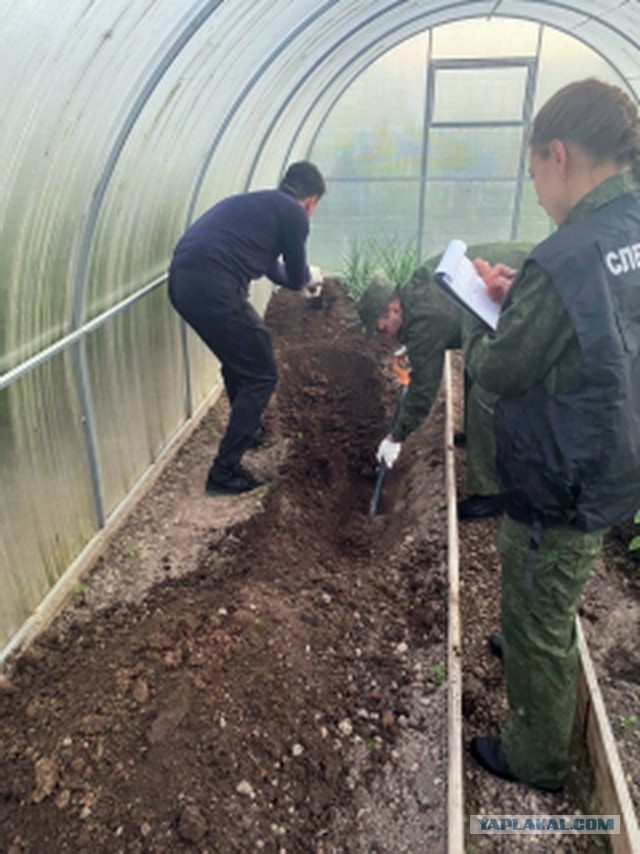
427, 127, 524, 180
185, 333, 223, 413
309, 14, 635, 272
310, 34, 427, 180
0, 196, 78, 376
517, 180, 555, 243
312, 124, 421, 180
431, 17, 541, 59
86, 288, 186, 516
83, 9, 258, 320
422, 181, 519, 256
186, 2, 367, 215
244, 19, 436, 194
0, 0, 207, 370
307, 32, 428, 272
0, 356, 96, 644
432, 67, 529, 122
533, 26, 632, 109
312, 181, 421, 274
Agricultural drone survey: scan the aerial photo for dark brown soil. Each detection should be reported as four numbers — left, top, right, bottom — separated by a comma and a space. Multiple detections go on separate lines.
0, 282, 450, 854
453, 356, 640, 850
0, 281, 637, 854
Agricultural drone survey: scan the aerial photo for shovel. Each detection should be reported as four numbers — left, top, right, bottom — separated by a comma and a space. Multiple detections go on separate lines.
368, 349, 411, 519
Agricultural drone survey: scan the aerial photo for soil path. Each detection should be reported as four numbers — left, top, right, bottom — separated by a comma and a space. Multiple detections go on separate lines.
0, 282, 450, 854
1, 281, 638, 854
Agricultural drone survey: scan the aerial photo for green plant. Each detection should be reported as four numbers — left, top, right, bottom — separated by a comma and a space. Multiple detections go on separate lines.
619, 714, 638, 731
629, 510, 640, 551
340, 235, 423, 302
373, 237, 421, 288
430, 663, 446, 686
340, 236, 378, 300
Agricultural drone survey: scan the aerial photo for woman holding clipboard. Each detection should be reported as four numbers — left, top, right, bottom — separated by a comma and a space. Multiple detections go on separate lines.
465, 79, 640, 792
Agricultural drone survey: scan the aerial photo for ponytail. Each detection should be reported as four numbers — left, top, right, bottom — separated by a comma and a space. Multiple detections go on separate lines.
530, 79, 640, 185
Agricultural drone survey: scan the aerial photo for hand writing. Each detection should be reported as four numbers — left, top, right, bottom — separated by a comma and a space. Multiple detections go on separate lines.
473, 258, 517, 305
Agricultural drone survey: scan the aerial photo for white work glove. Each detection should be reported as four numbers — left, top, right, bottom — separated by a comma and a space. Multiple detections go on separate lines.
376, 436, 402, 469
302, 265, 323, 299
302, 282, 323, 299
309, 265, 323, 284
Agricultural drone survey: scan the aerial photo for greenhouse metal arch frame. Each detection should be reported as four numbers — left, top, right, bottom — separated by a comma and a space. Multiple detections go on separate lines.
0, 0, 638, 659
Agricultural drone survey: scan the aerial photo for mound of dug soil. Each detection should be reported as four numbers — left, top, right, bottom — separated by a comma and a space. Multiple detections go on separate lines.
0, 281, 450, 853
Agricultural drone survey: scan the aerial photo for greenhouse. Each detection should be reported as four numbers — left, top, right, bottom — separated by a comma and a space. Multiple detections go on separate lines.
1, 1, 639, 851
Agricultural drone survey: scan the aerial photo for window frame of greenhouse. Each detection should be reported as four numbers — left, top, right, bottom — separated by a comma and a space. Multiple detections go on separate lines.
421, 54, 540, 252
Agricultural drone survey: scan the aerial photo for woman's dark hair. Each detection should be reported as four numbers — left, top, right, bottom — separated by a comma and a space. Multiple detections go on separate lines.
279, 161, 326, 199
530, 78, 640, 183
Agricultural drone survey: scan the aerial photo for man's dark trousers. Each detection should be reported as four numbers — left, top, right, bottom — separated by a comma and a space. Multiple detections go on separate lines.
169, 266, 277, 470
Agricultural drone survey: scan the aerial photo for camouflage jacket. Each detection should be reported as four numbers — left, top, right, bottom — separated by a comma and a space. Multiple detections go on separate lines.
392, 241, 532, 442
464, 173, 637, 400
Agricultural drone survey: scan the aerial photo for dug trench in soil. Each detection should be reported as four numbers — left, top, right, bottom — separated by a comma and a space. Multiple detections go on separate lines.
0, 280, 452, 854
452, 356, 639, 851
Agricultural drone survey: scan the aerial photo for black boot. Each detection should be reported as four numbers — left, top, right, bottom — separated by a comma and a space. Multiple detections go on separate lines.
488, 633, 503, 661
470, 737, 517, 783
457, 493, 504, 521
470, 736, 564, 792
453, 430, 467, 448
206, 462, 265, 496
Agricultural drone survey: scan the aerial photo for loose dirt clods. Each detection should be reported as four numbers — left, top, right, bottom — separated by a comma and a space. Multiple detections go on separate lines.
0, 281, 449, 853
1, 281, 638, 853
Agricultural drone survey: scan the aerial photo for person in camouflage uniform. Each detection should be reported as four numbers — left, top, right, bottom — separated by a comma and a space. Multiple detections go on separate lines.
357, 242, 531, 518
465, 80, 640, 790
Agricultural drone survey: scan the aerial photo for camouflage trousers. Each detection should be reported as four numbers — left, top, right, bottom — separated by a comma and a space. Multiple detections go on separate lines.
497, 515, 604, 788
465, 380, 499, 495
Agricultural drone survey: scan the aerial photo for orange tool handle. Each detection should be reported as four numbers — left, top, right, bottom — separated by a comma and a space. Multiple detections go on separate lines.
392, 348, 411, 387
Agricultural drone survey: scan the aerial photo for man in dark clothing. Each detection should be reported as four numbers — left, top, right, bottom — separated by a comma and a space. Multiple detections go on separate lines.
168, 161, 325, 495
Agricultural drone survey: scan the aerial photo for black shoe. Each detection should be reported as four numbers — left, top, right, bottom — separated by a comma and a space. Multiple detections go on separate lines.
470, 736, 564, 792
489, 633, 503, 661
457, 494, 504, 521
454, 431, 467, 448
249, 424, 266, 449
470, 737, 517, 783
206, 463, 265, 496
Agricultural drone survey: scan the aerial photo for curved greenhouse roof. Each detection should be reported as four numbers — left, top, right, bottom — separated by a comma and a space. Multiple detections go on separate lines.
1, 0, 639, 656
